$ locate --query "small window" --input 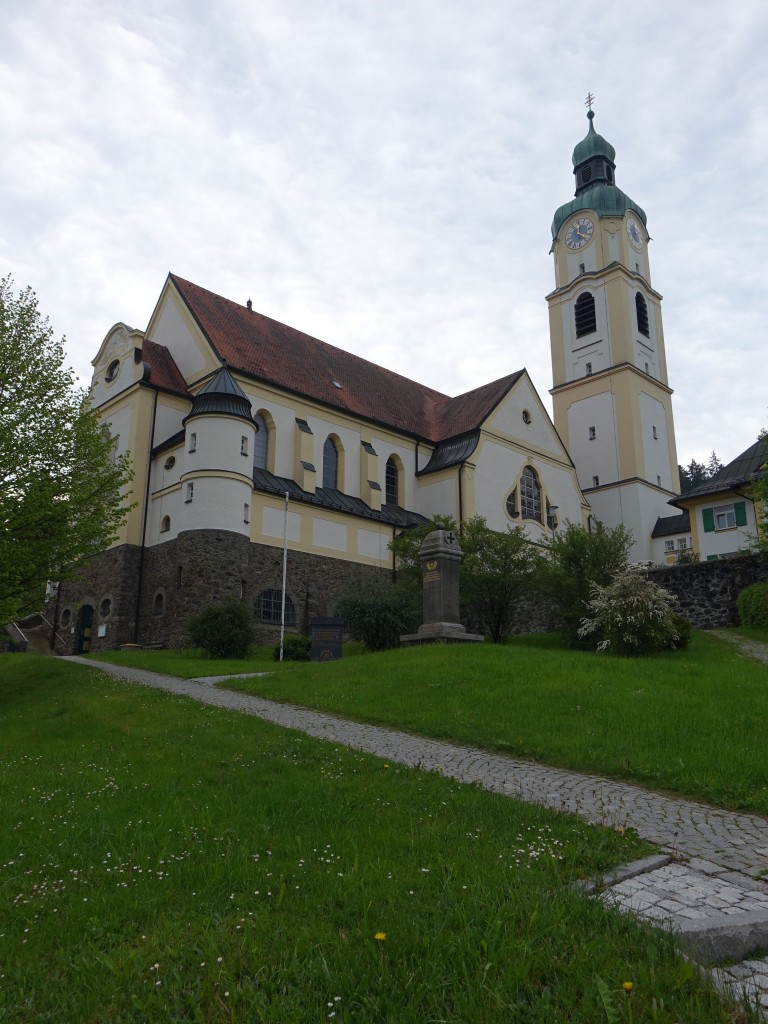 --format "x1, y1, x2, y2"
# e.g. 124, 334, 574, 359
521, 409, 532, 425
664, 540, 675, 552
636, 293, 650, 337
60, 608, 72, 628
244, 503, 250, 523
645, 362, 650, 374
581, 165, 592, 184
574, 292, 596, 338
588, 426, 596, 440
164, 456, 176, 470
258, 589, 297, 626
652, 426, 658, 439
189, 432, 197, 453
579, 263, 585, 275
656, 475, 661, 486
240, 435, 248, 456
592, 475, 600, 487
585, 362, 592, 376
99, 597, 112, 618
152, 593, 164, 616
105, 359, 120, 382
385, 457, 399, 506
185, 482, 194, 503
677, 538, 688, 550
506, 488, 518, 519
160, 515, 171, 533
715, 505, 736, 531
